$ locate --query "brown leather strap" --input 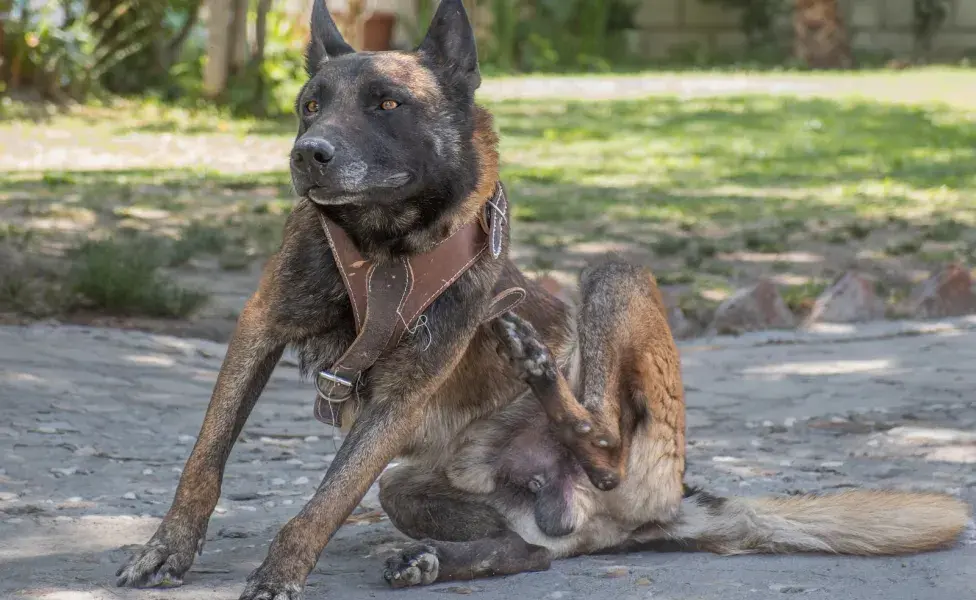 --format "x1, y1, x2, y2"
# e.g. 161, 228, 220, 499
314, 183, 524, 427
